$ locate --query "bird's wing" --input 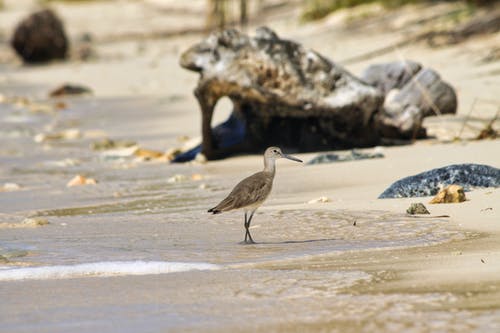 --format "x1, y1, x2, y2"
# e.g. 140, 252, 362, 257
212, 172, 273, 212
